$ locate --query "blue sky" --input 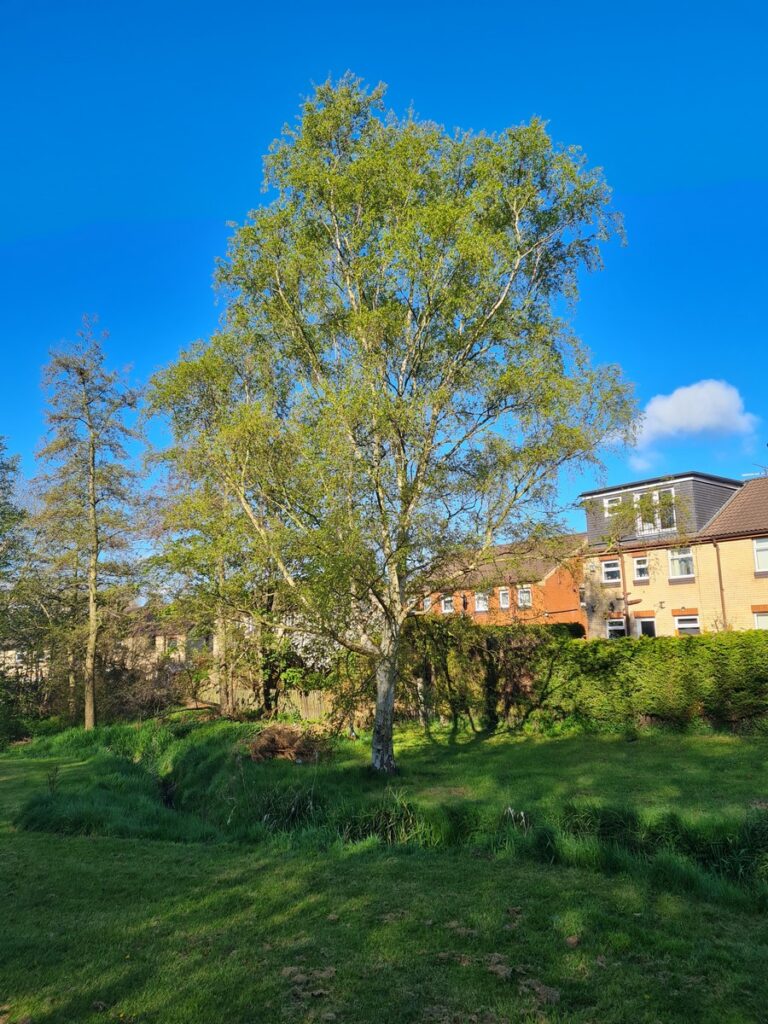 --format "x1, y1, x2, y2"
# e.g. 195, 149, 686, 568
2, 0, 766, 524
